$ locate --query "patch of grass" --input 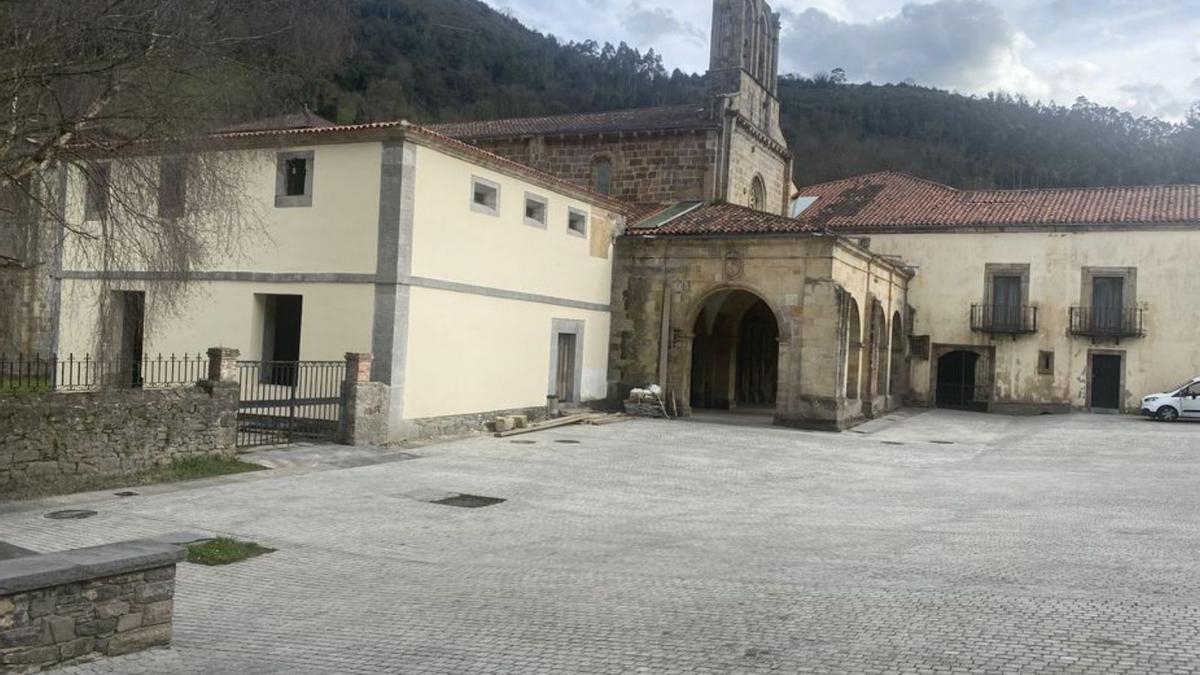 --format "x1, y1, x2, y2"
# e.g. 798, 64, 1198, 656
186, 537, 275, 566
0, 376, 52, 395
3, 455, 267, 502
167, 456, 265, 481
